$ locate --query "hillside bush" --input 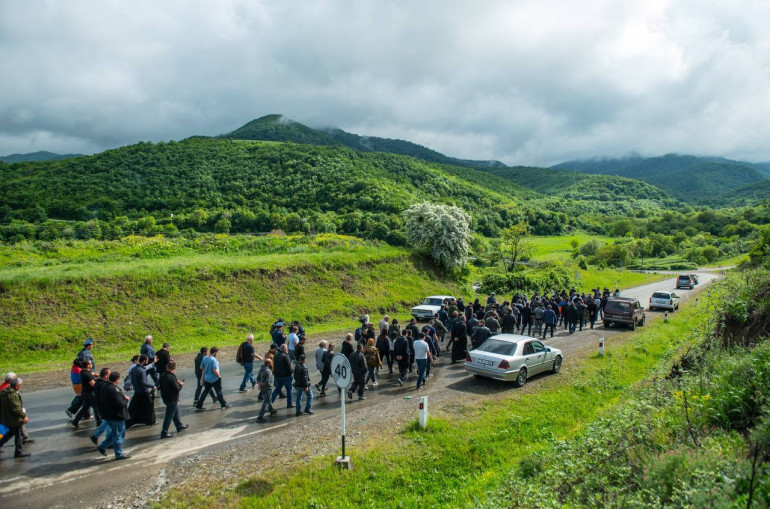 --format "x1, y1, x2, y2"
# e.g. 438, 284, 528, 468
403, 202, 471, 270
